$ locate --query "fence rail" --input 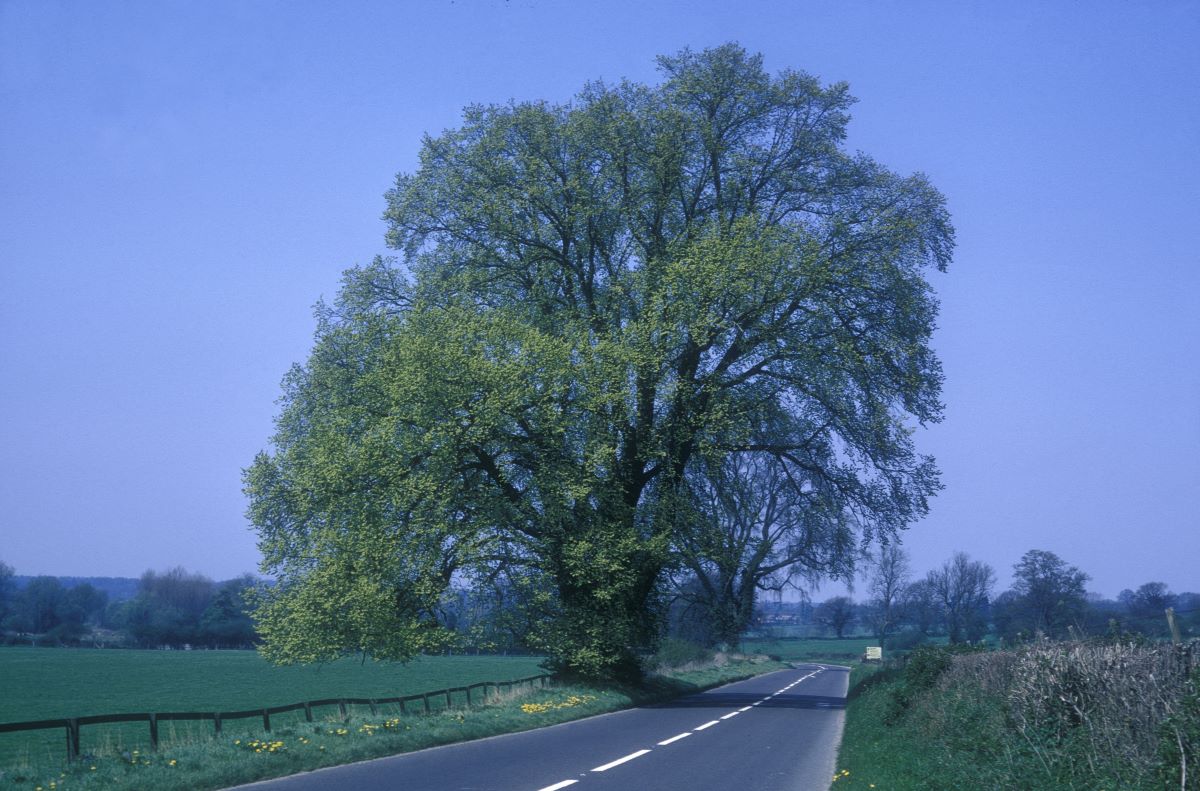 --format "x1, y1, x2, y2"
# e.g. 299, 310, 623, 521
0, 673, 551, 763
